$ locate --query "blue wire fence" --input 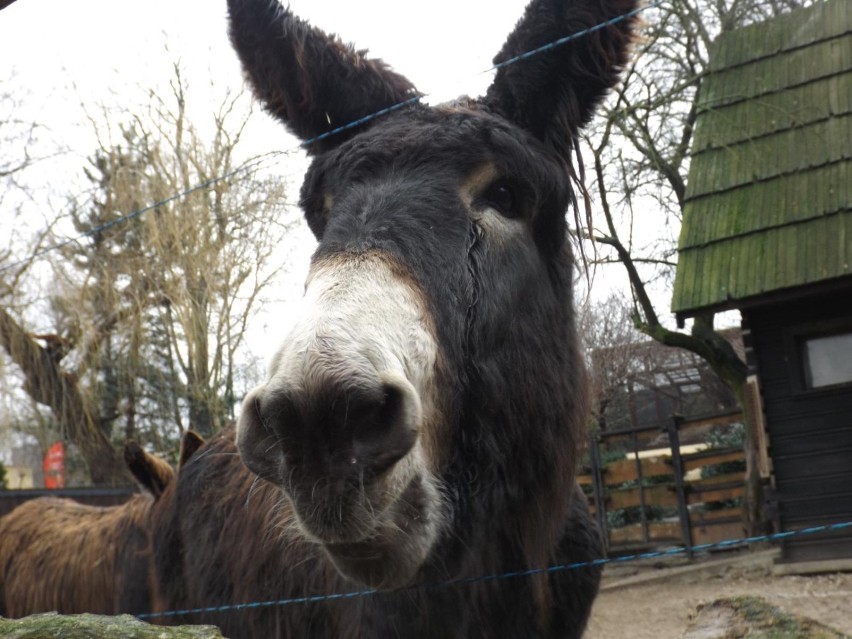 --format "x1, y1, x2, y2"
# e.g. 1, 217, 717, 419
137, 520, 852, 620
